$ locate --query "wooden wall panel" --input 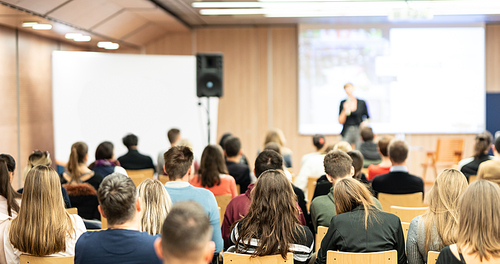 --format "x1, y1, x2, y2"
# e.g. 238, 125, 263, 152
145, 32, 193, 55
486, 25, 500, 93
